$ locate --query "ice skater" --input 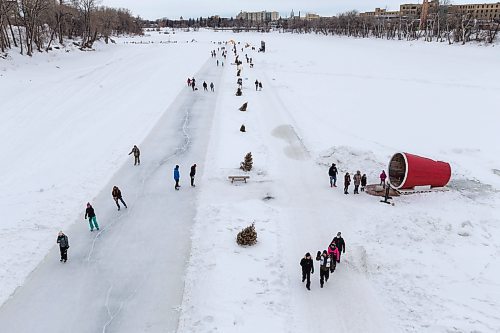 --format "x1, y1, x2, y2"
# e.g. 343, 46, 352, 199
57, 231, 69, 262
85, 202, 99, 231
190, 164, 197, 187
112, 186, 127, 211
174, 165, 180, 190
128, 145, 140, 165
300, 253, 314, 290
